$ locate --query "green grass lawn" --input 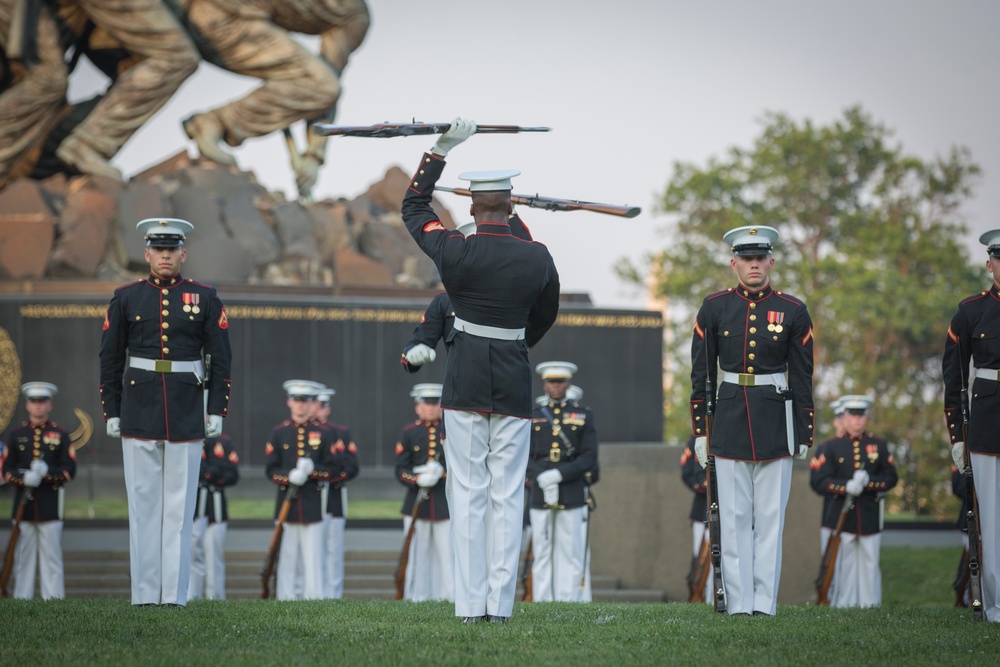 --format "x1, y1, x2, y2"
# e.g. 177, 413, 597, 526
63, 497, 404, 520
0, 546, 989, 666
